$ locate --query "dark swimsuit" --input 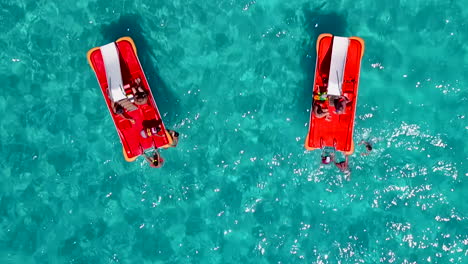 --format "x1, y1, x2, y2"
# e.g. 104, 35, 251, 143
317, 106, 324, 115
135, 91, 147, 99
115, 104, 124, 114
315, 103, 326, 115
